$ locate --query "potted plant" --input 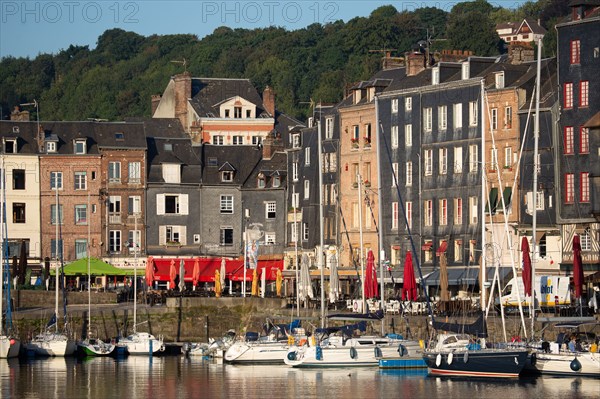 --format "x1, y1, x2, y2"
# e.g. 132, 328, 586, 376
363, 137, 371, 146
350, 138, 359, 148
364, 180, 371, 187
